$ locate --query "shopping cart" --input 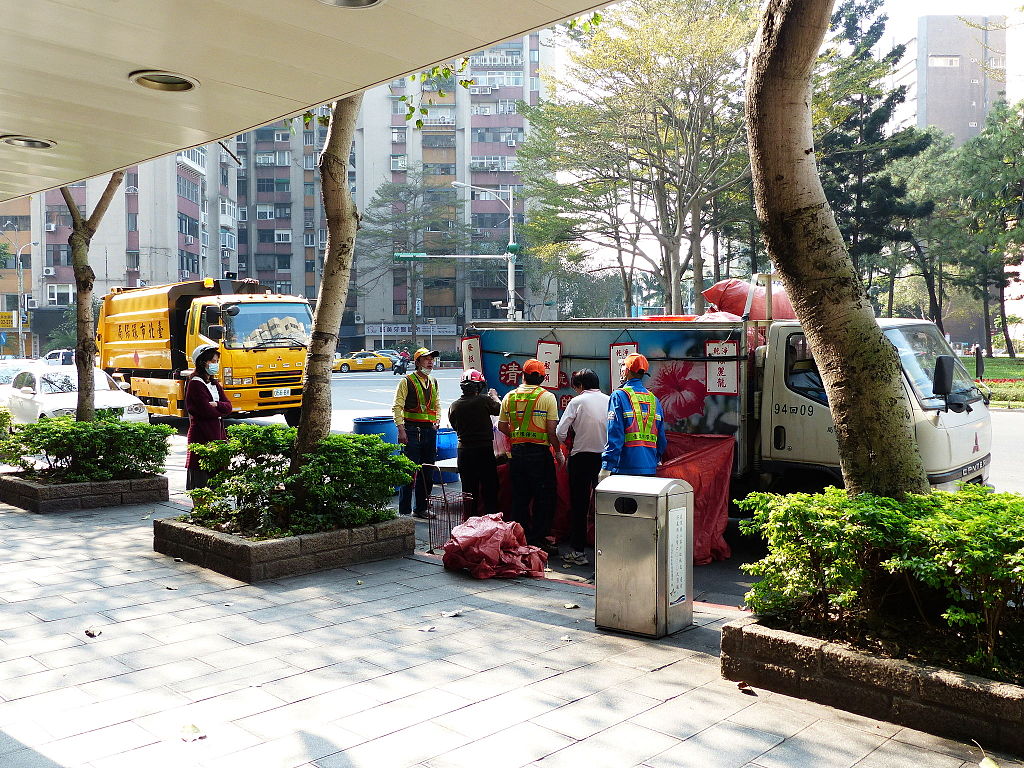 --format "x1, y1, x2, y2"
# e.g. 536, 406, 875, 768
423, 465, 474, 553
